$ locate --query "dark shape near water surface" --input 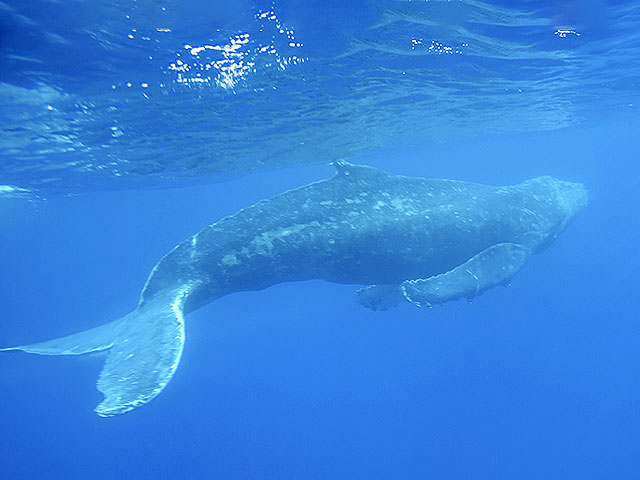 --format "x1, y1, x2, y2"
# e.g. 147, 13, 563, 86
1, 162, 587, 416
